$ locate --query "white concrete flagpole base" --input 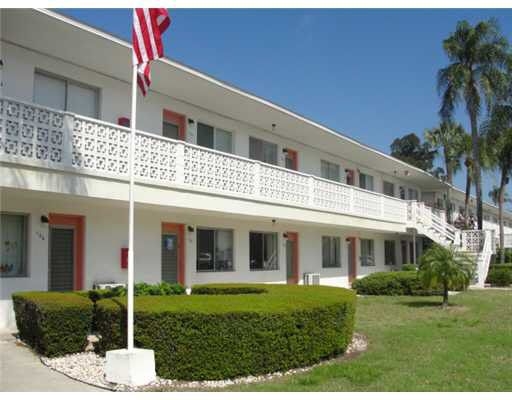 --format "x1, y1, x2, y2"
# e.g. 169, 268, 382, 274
105, 348, 156, 386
